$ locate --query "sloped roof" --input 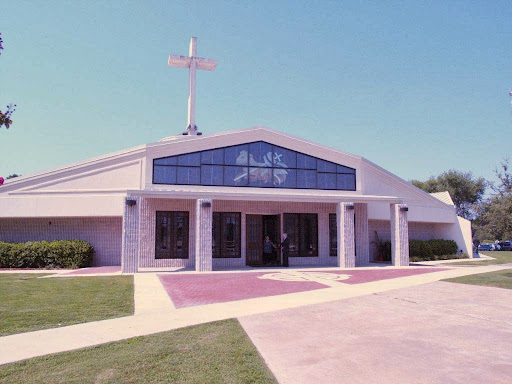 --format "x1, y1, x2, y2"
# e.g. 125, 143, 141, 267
430, 191, 455, 206
0, 126, 455, 210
